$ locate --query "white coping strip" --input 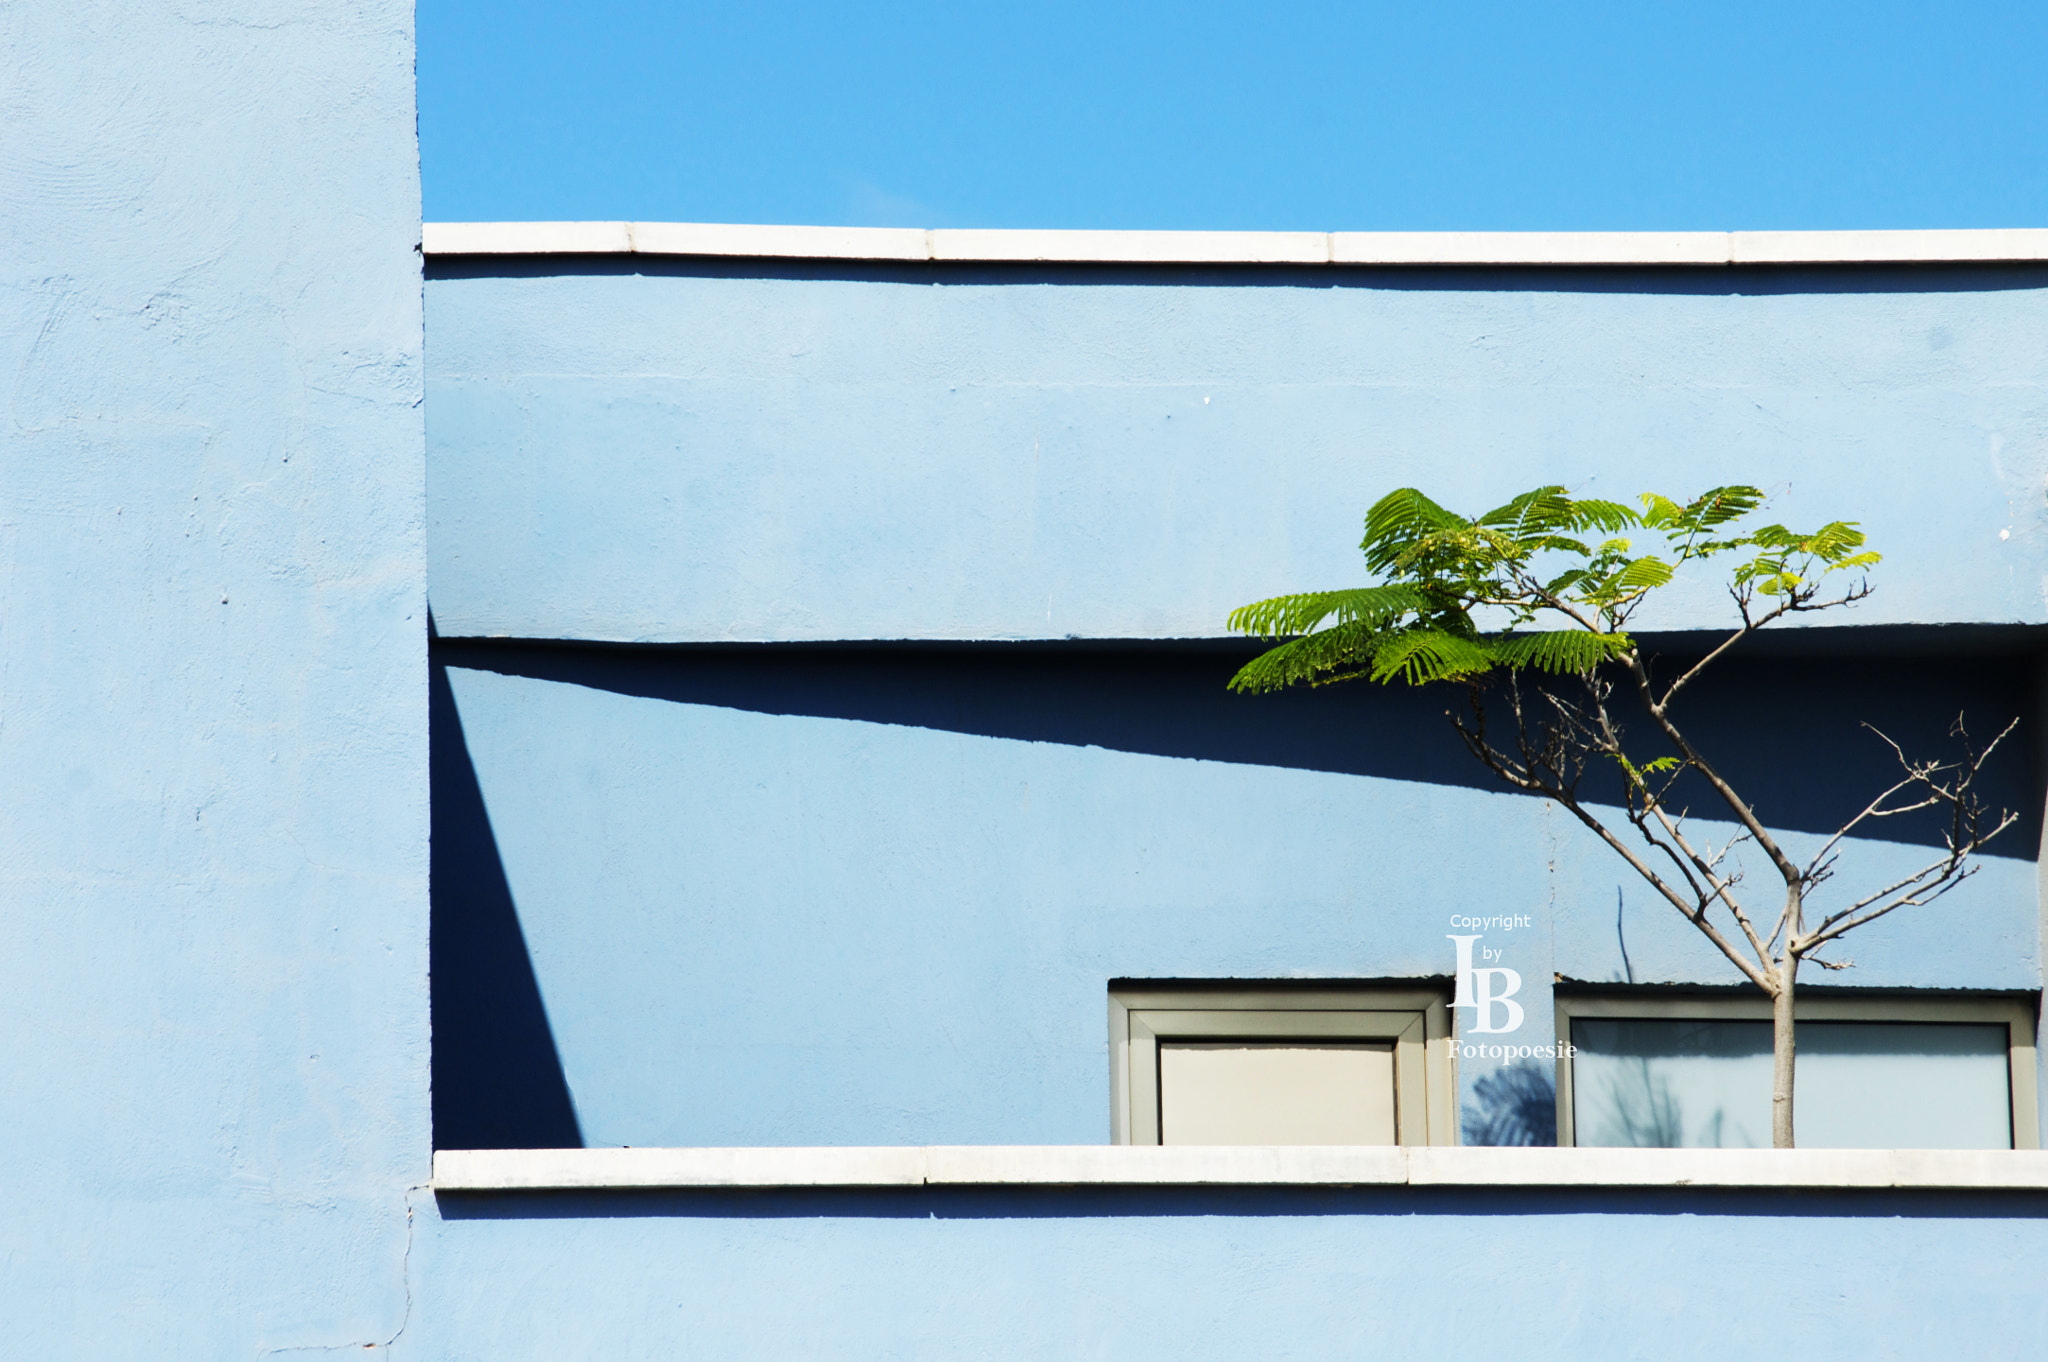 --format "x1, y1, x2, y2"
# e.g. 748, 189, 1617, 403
422, 222, 2048, 266
433, 1145, 2048, 1192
